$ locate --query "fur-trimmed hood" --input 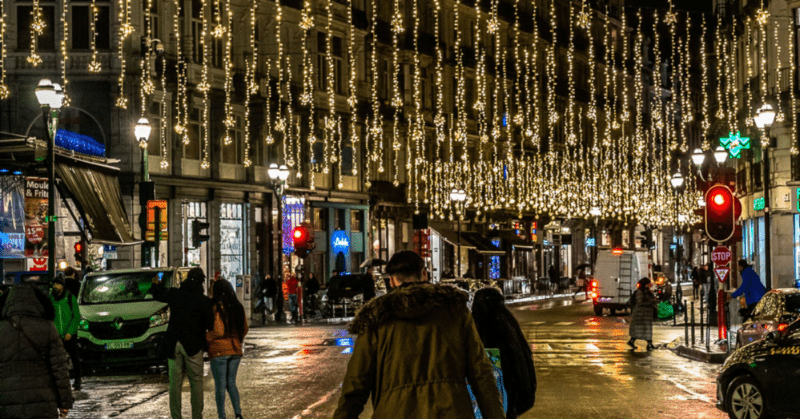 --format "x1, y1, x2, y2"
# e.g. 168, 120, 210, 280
348, 283, 468, 334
